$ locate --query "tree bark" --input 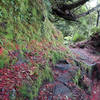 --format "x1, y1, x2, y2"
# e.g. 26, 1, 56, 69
96, 11, 100, 27
52, 1, 100, 21
58, 0, 89, 10
76, 4, 100, 18
52, 8, 76, 21
52, 0, 89, 21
